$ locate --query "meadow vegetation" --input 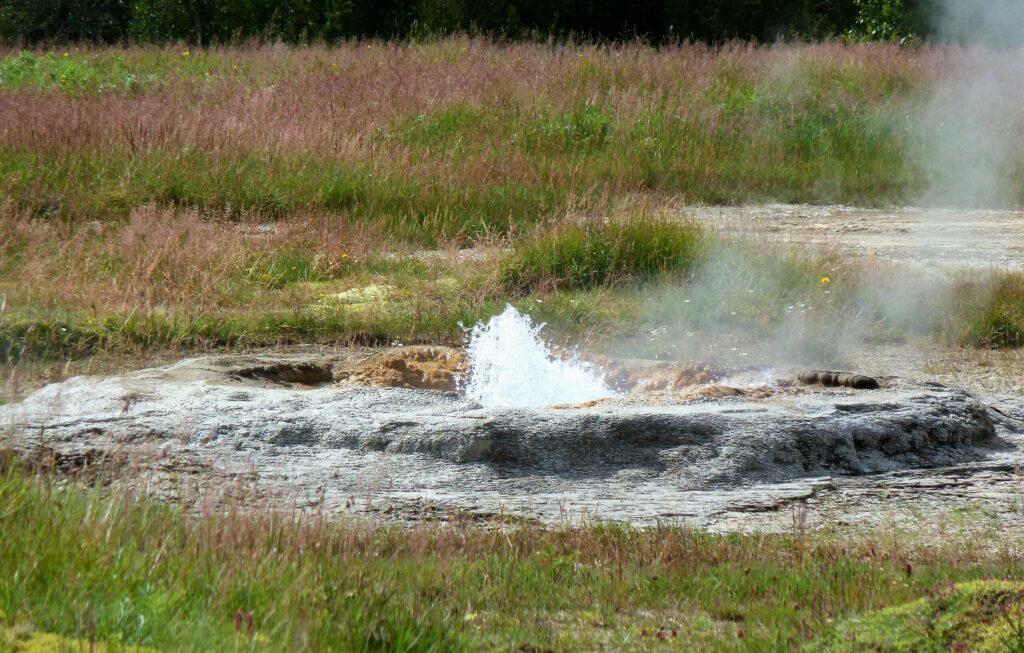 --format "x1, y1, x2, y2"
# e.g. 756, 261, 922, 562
499, 212, 705, 293
1, 40, 1022, 377
0, 41, 939, 233
0, 463, 1021, 652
